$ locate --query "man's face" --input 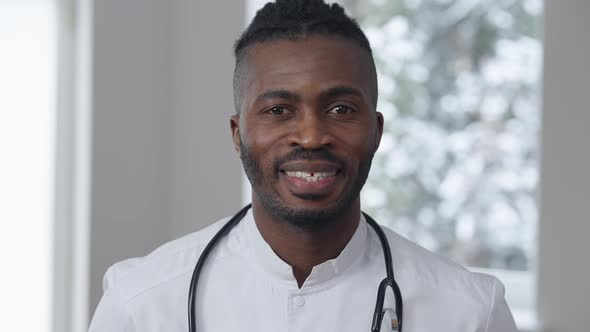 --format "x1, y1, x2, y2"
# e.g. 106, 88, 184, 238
231, 35, 383, 229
